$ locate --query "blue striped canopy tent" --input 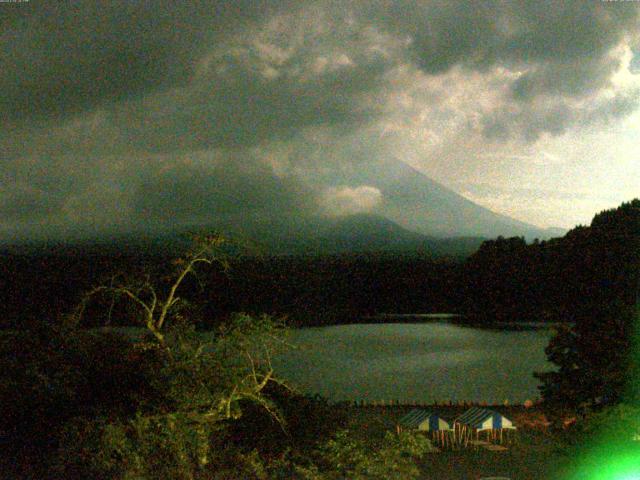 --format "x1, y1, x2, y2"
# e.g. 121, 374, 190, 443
398, 409, 452, 431
454, 407, 516, 446
455, 407, 515, 431
398, 409, 454, 448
